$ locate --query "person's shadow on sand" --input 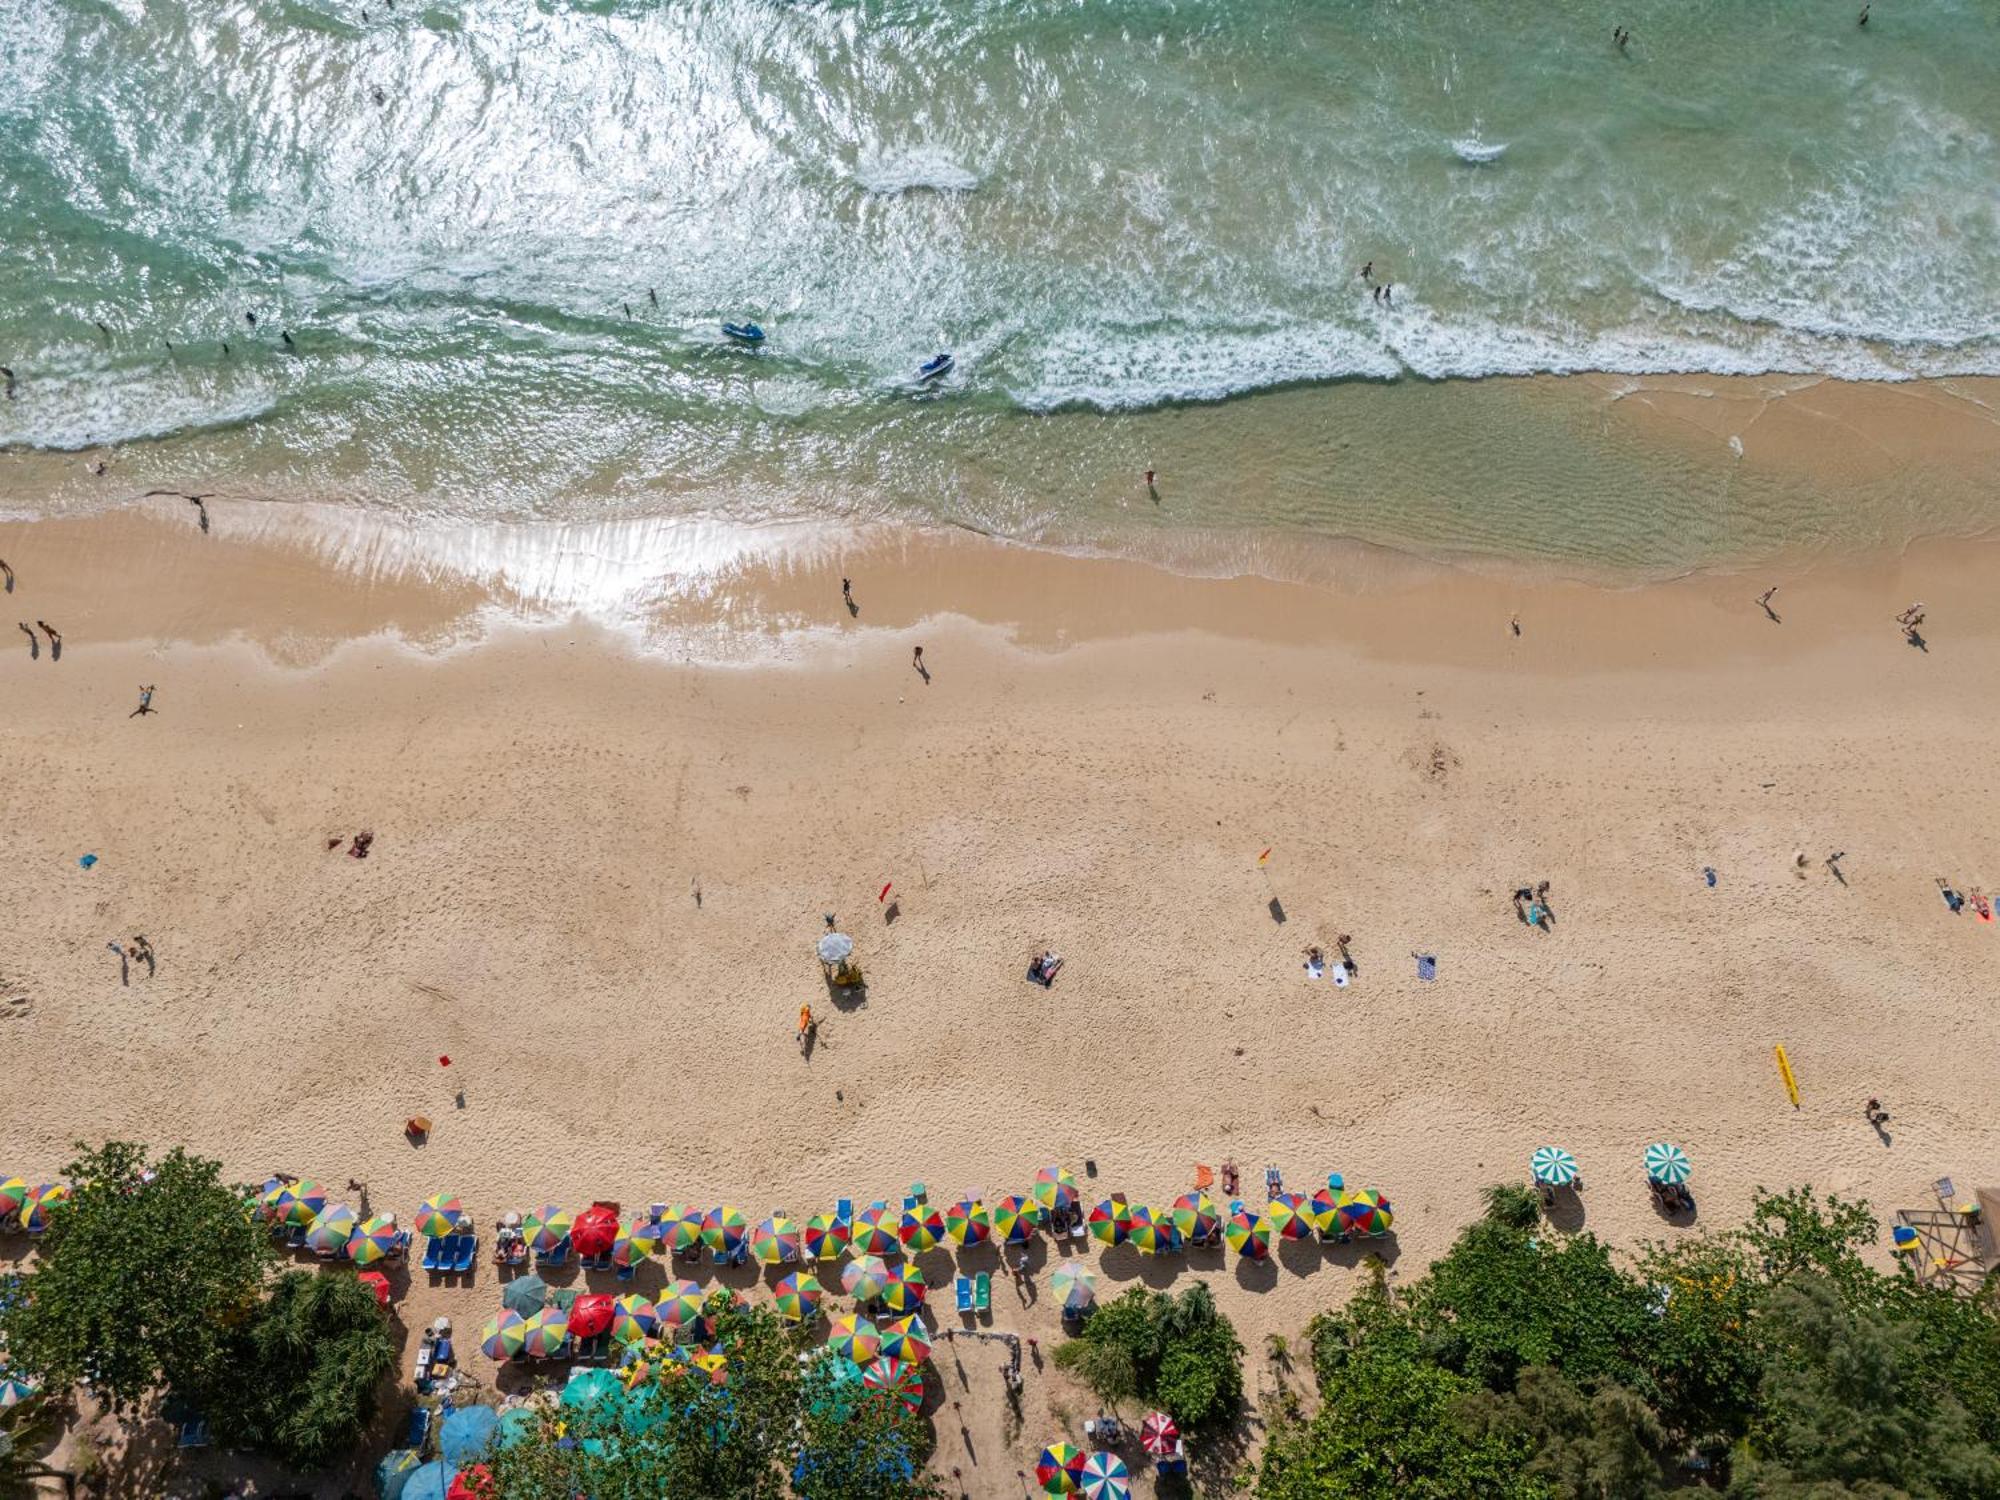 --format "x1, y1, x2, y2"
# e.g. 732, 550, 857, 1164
1267, 897, 1286, 925
1907, 629, 1928, 653
18, 624, 36, 660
